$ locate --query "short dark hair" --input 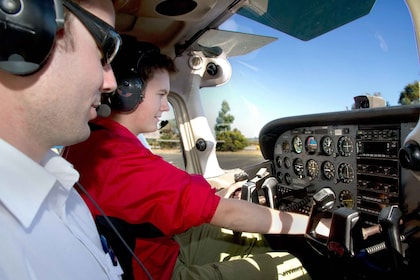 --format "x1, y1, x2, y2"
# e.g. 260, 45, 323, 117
138, 49, 177, 86
112, 34, 177, 86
